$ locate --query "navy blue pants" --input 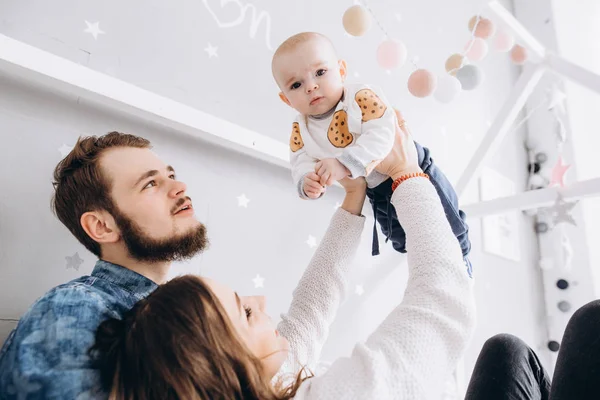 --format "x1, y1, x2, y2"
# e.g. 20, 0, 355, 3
367, 141, 472, 276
